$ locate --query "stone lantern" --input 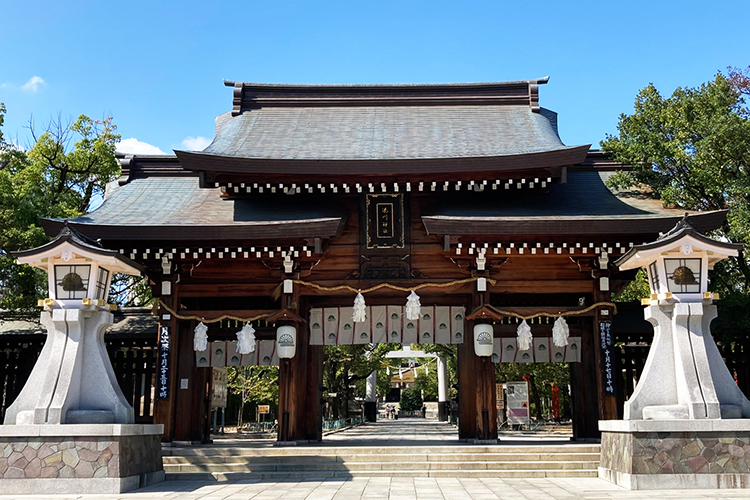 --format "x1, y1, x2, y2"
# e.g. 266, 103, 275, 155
615, 215, 750, 420
4, 223, 145, 425
599, 216, 750, 490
